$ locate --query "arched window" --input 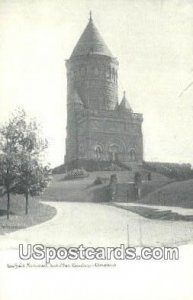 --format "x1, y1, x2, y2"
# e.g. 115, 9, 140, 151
95, 145, 103, 160
106, 67, 111, 79
112, 69, 115, 81
115, 71, 118, 83
130, 149, 136, 161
